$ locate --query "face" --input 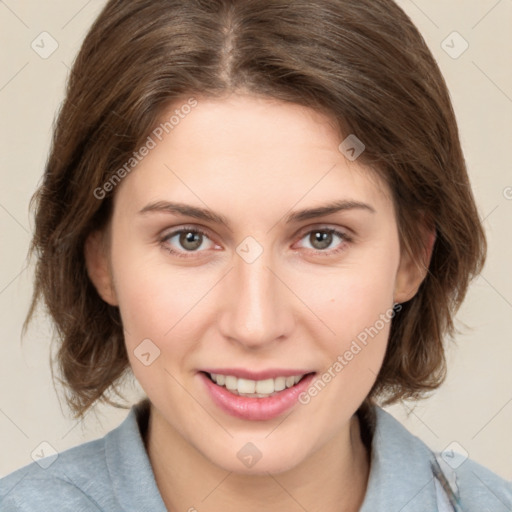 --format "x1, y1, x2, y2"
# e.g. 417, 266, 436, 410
86, 93, 424, 474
